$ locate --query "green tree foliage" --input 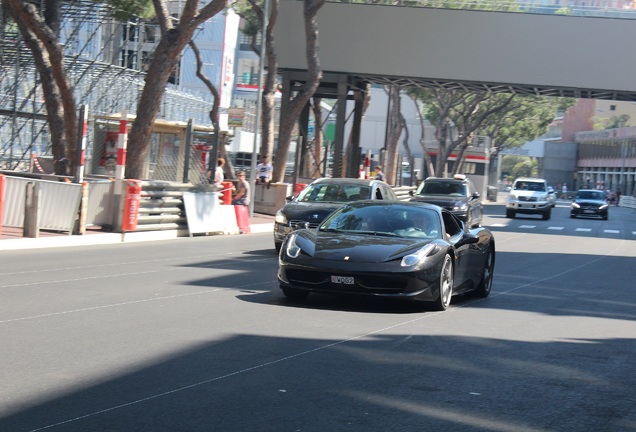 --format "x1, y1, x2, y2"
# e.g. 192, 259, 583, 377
501, 155, 537, 179
105, 0, 155, 20
592, 114, 630, 130
478, 95, 574, 153
412, 86, 574, 177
